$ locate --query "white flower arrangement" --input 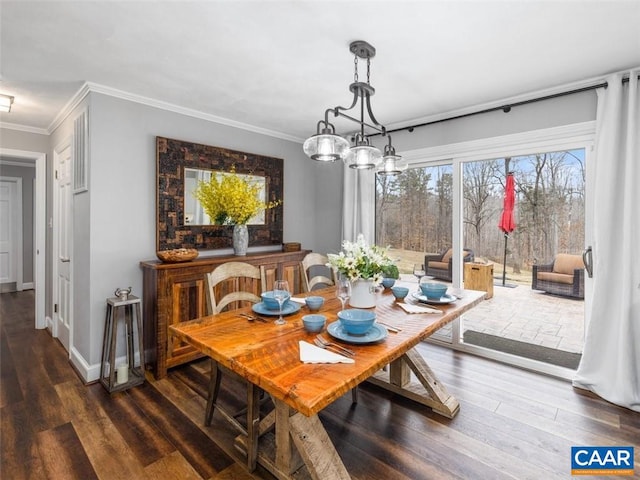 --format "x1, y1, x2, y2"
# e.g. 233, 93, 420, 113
327, 234, 396, 283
